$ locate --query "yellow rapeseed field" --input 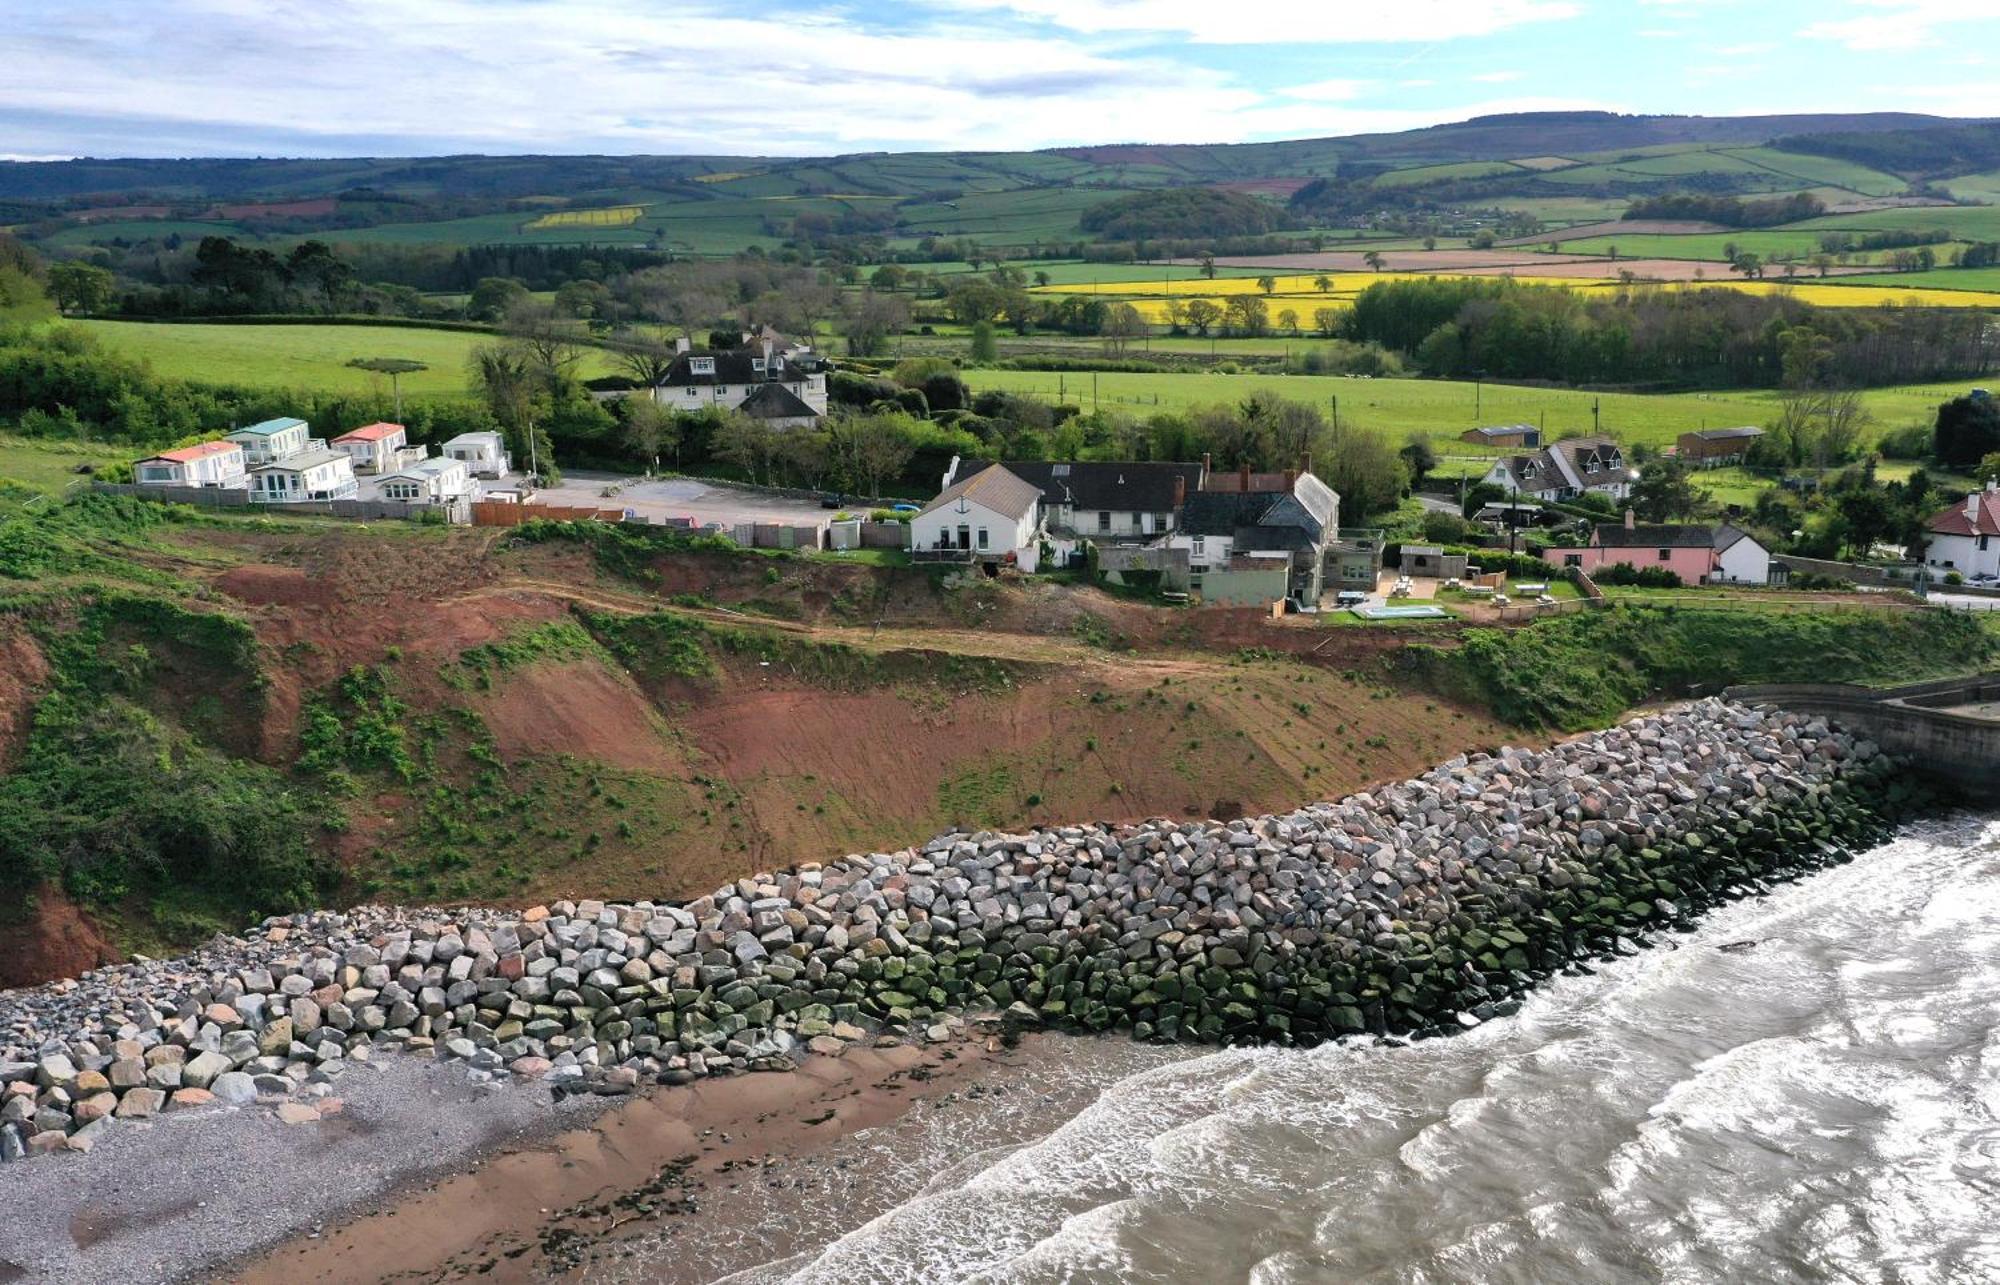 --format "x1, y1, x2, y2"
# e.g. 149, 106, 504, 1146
1033, 272, 2000, 322
525, 205, 645, 230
